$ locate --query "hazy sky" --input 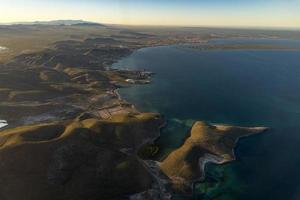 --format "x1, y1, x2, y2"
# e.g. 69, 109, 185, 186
1, 0, 300, 28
